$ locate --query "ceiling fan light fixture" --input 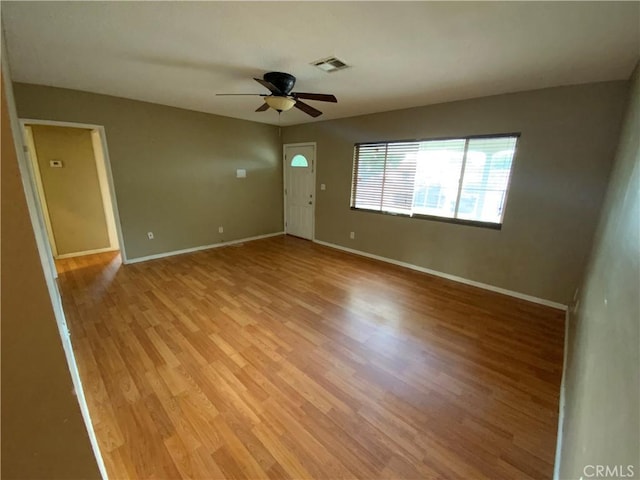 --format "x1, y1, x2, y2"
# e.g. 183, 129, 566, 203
265, 96, 296, 112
